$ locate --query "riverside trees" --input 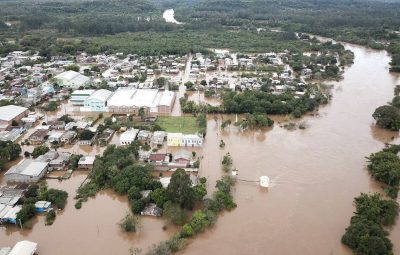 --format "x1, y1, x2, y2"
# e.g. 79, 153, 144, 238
342, 144, 400, 255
